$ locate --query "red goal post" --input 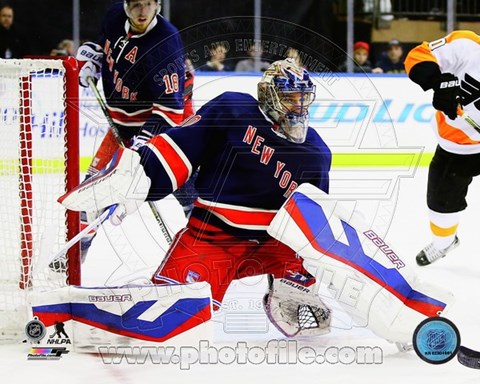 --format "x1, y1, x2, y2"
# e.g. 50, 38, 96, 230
0, 57, 80, 341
